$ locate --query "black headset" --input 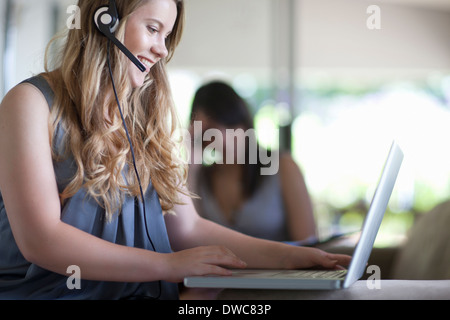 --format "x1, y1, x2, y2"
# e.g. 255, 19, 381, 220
93, 0, 162, 300
94, 0, 146, 72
